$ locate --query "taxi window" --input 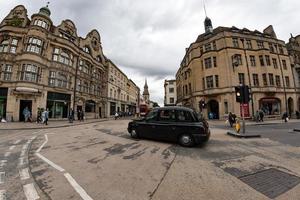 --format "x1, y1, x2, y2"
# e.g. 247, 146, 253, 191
158, 109, 176, 122
145, 110, 158, 121
176, 110, 194, 122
